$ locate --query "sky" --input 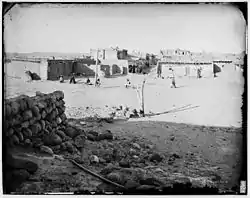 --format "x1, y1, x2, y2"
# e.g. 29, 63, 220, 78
4, 3, 246, 54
